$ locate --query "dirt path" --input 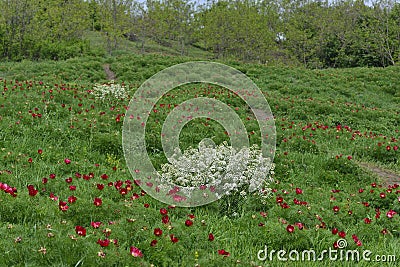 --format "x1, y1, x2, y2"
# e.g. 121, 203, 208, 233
358, 162, 400, 186
103, 64, 116, 80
